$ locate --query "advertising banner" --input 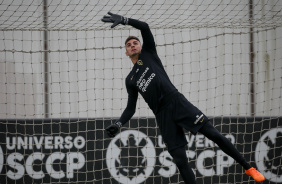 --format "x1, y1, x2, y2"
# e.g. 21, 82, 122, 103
0, 117, 281, 184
